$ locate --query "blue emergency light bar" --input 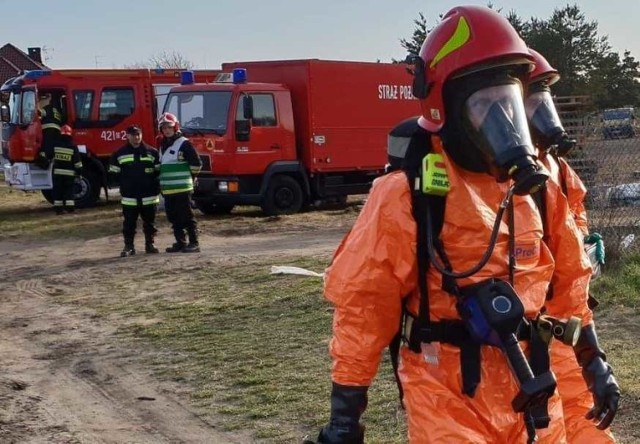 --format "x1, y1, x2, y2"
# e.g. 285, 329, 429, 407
232, 68, 247, 84
23, 70, 52, 80
180, 71, 195, 85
